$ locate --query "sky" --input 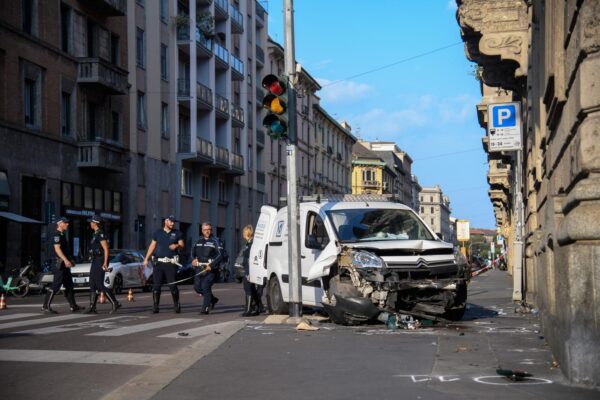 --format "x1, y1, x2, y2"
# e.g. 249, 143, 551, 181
264, 0, 495, 229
